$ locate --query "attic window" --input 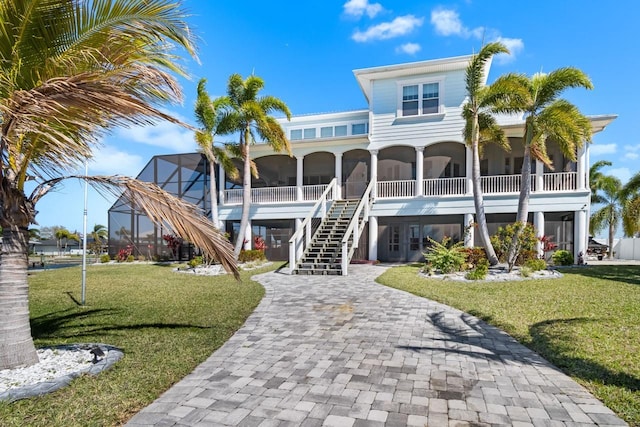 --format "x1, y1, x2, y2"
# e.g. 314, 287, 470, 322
397, 77, 444, 118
